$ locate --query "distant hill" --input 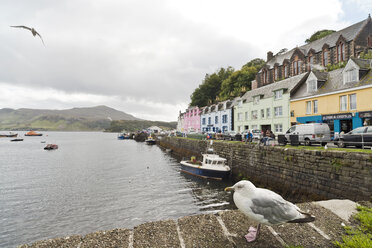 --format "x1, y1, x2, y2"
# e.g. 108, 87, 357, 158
0, 105, 141, 131
106, 120, 177, 133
